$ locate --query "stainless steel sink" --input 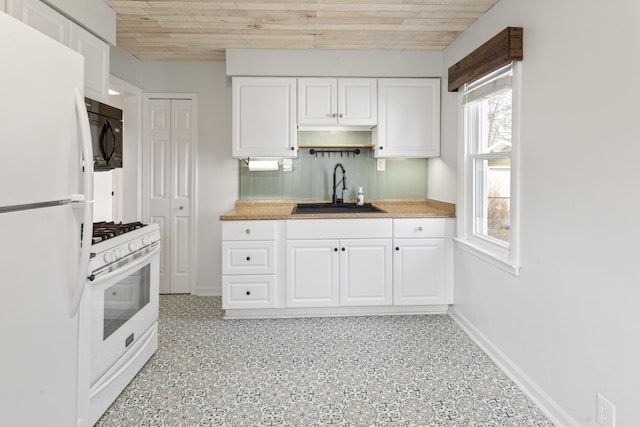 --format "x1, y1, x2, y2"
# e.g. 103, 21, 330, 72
292, 202, 387, 214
